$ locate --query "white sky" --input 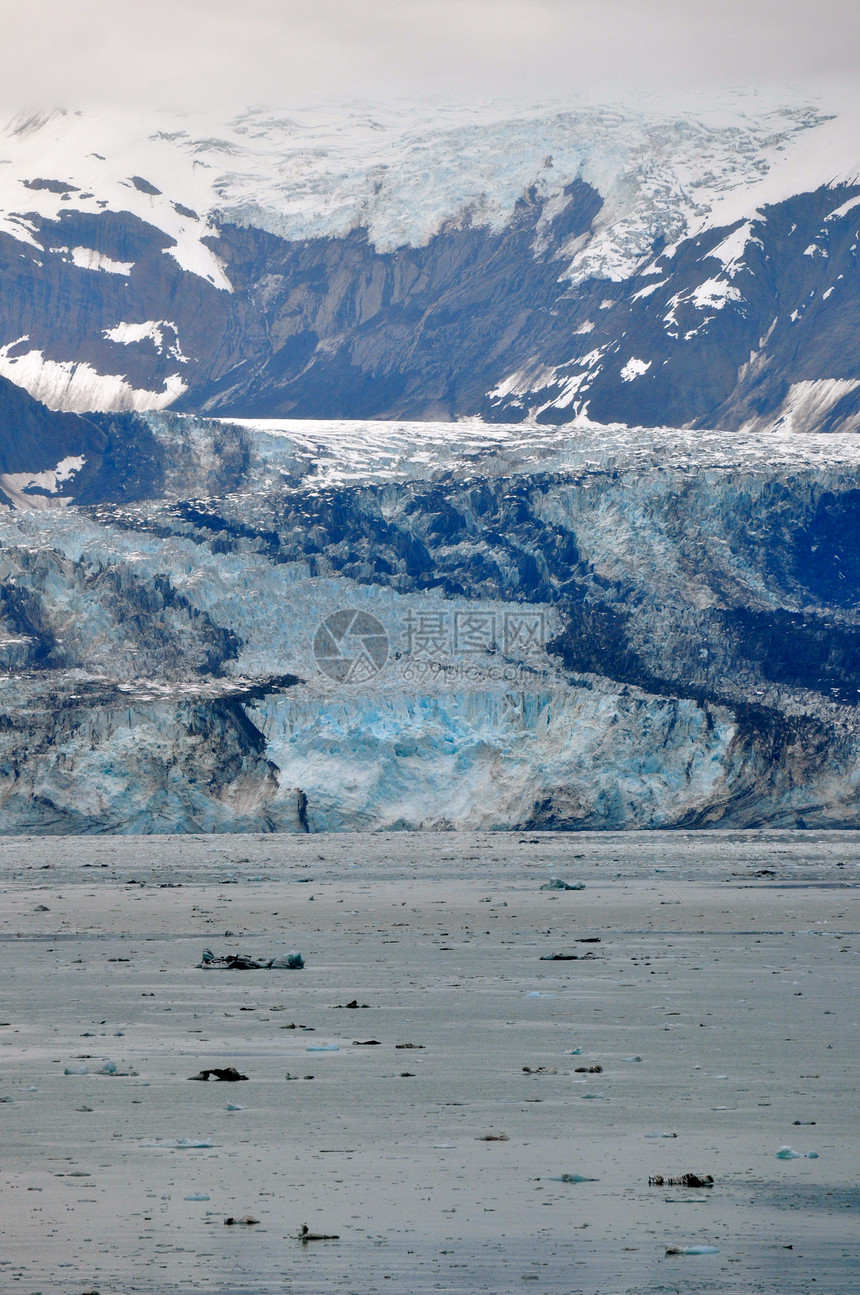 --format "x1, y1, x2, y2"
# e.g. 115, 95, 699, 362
1, 0, 858, 114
